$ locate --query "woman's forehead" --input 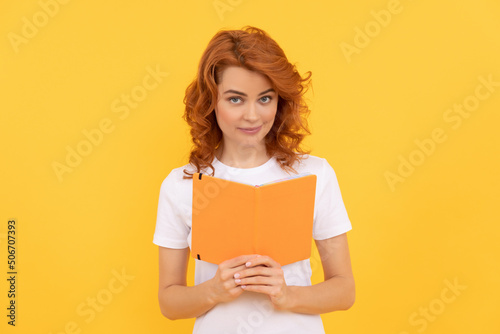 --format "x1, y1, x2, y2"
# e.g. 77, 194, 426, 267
217, 66, 273, 91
